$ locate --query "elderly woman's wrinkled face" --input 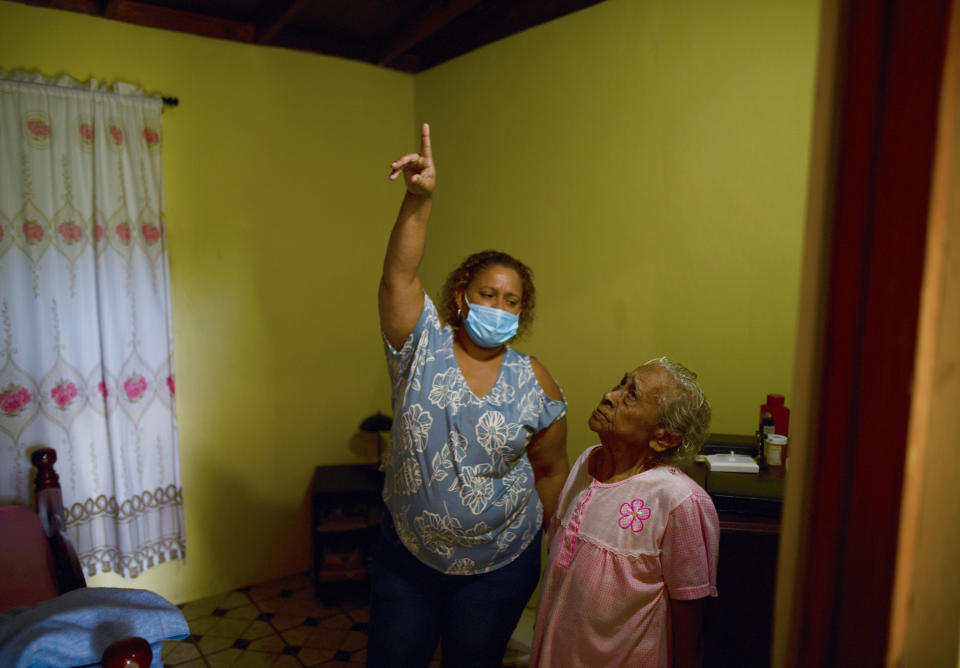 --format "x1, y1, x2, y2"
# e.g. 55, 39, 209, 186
589, 366, 671, 449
